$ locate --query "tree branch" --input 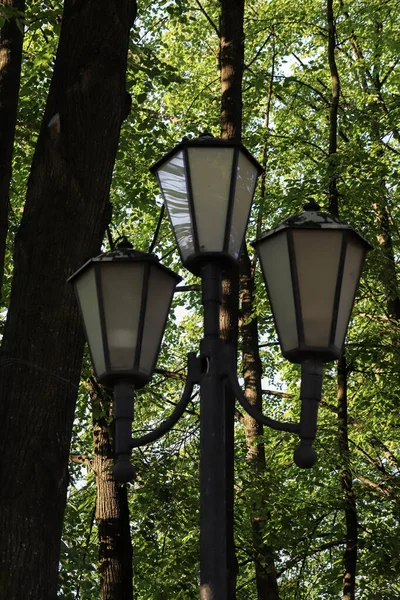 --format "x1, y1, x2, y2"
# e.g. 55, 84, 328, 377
194, 0, 219, 36
69, 453, 92, 467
